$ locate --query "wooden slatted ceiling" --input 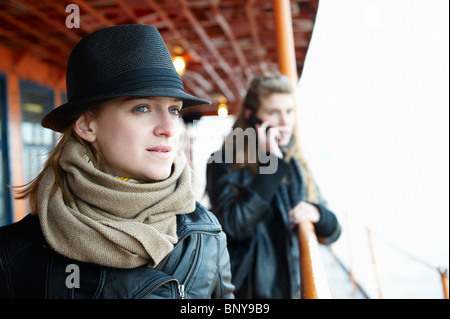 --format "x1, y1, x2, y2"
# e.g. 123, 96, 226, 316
0, 0, 319, 116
